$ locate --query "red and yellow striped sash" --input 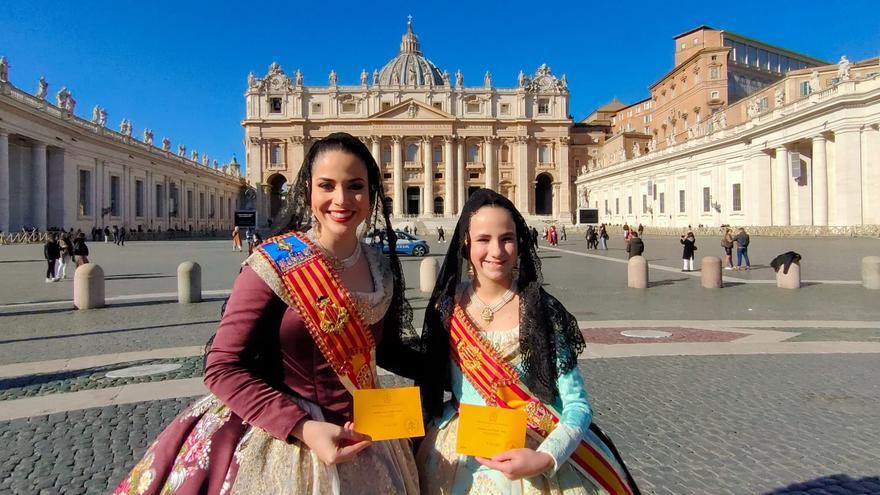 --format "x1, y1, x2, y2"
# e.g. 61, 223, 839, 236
449, 305, 635, 495
249, 232, 377, 393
